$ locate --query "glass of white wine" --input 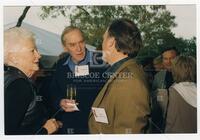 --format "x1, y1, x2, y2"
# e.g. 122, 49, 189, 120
66, 84, 79, 111
66, 84, 77, 101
